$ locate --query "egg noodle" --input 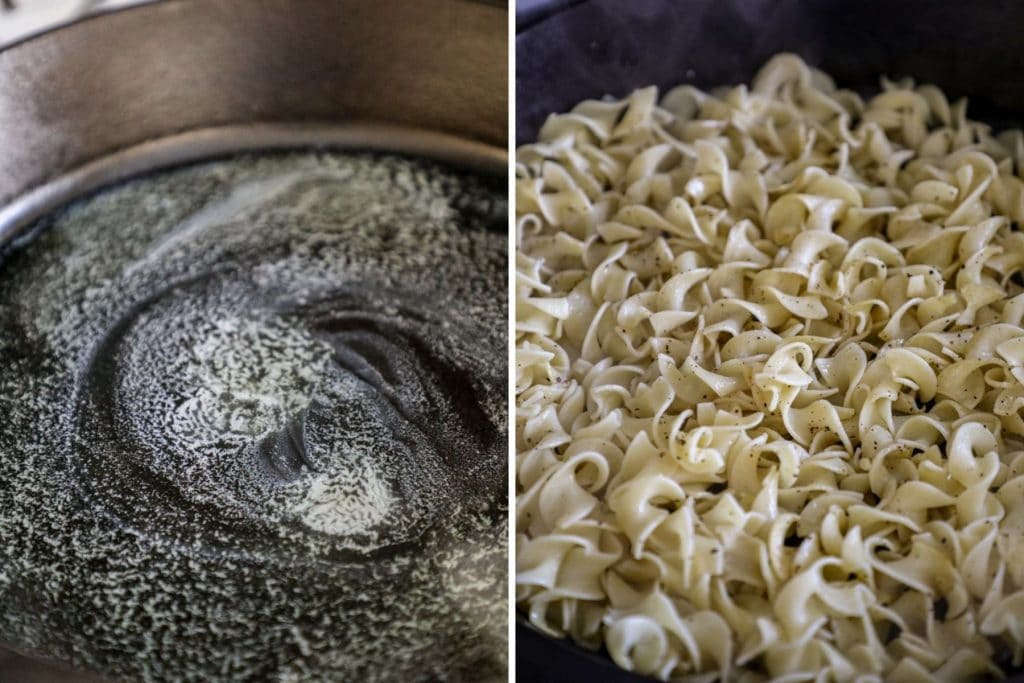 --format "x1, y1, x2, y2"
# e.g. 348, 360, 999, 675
515, 54, 1024, 682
